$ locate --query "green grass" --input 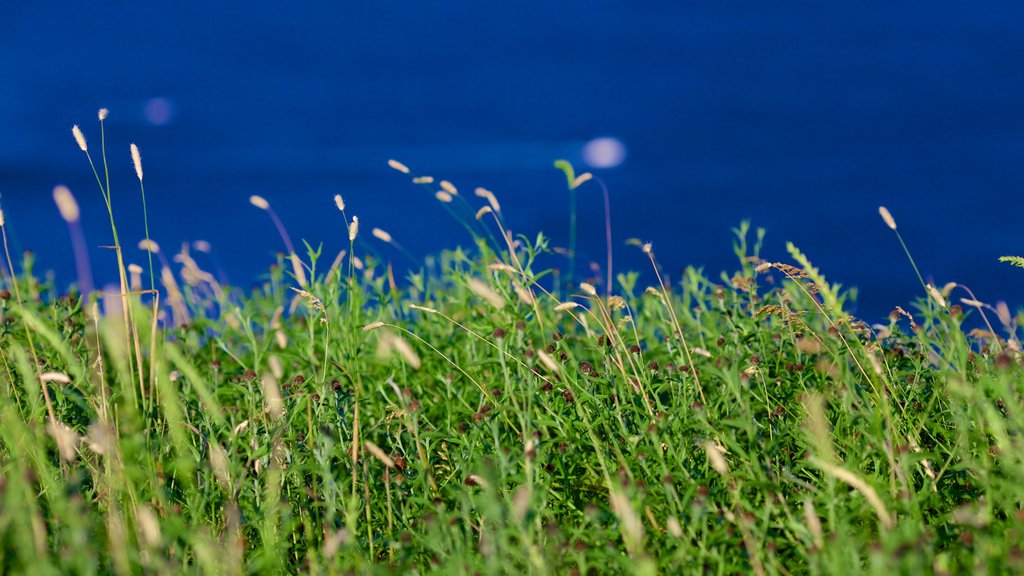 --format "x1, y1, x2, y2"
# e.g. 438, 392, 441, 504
1, 116, 1023, 575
